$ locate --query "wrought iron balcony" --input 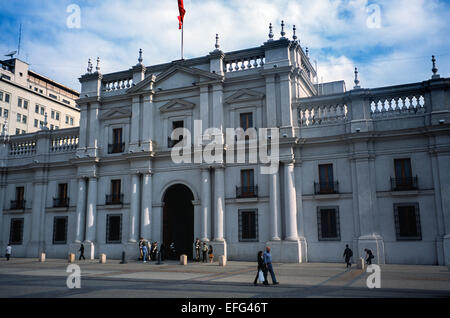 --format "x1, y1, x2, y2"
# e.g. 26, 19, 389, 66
314, 181, 339, 195
10, 200, 26, 210
105, 194, 123, 205
108, 142, 125, 154
390, 176, 418, 191
168, 136, 183, 148
236, 186, 258, 198
53, 197, 70, 208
